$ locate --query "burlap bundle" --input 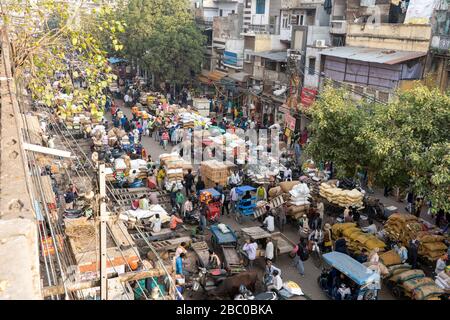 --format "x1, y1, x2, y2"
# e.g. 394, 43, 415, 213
280, 181, 300, 193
